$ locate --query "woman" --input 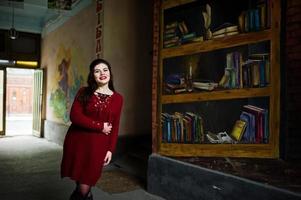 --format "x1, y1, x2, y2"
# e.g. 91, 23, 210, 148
61, 58, 123, 200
